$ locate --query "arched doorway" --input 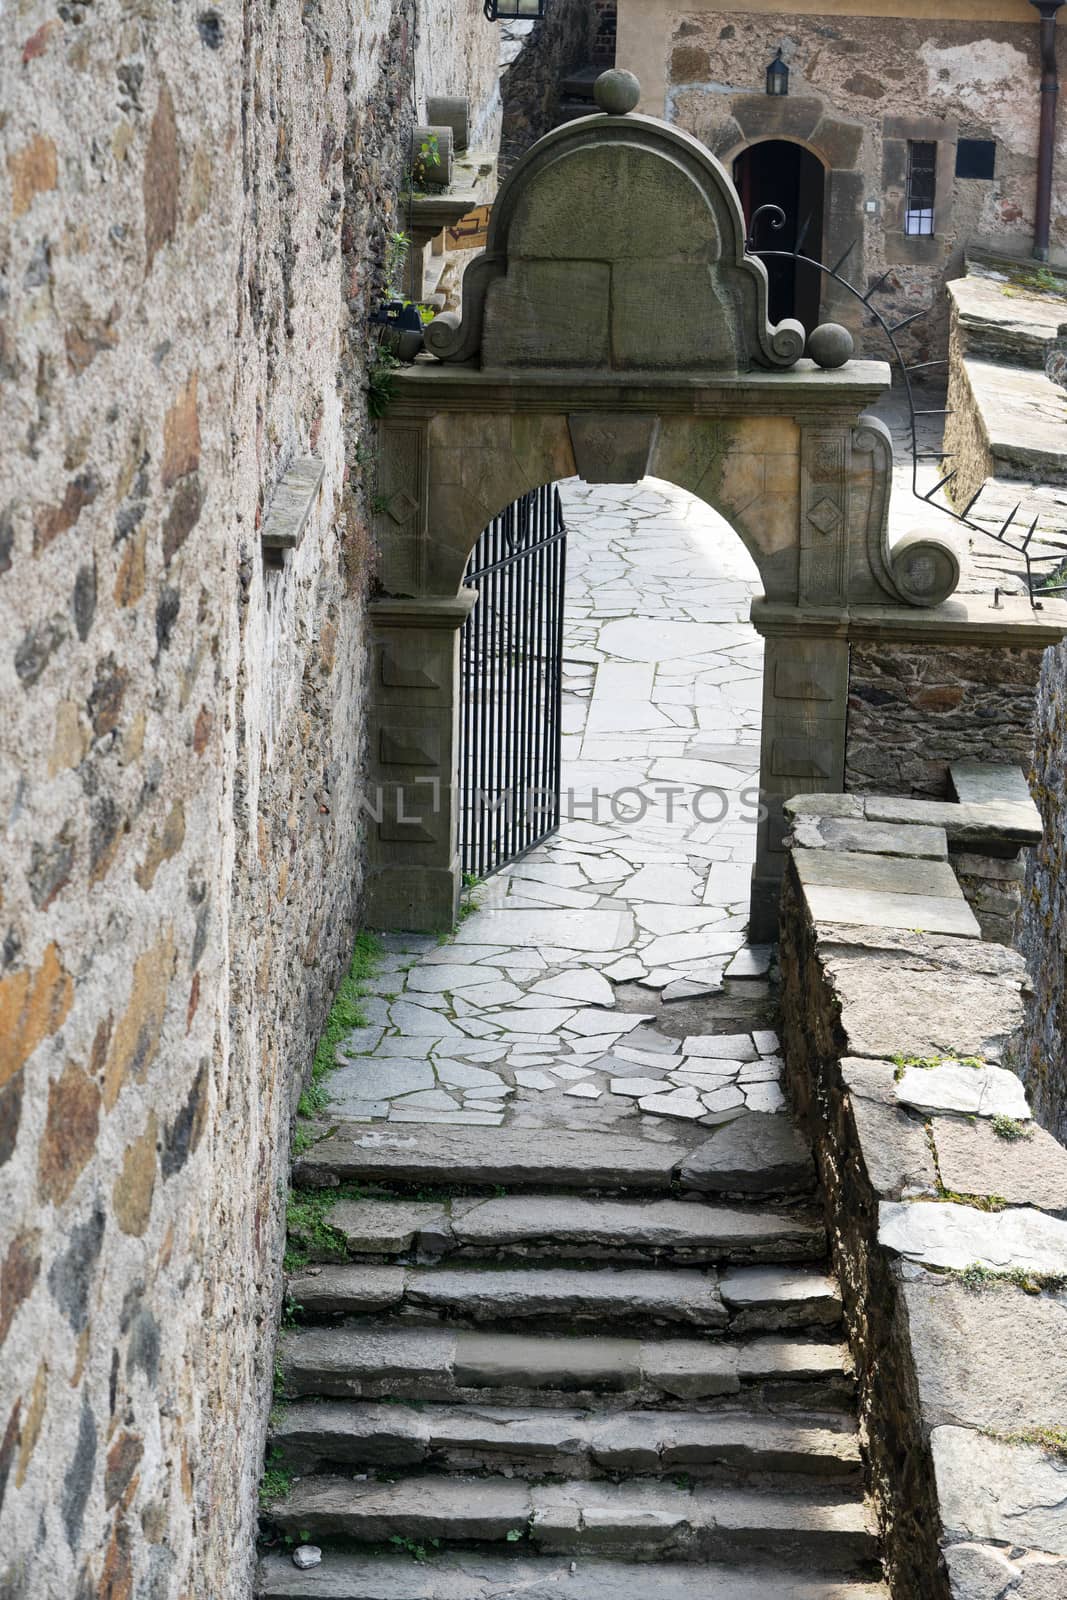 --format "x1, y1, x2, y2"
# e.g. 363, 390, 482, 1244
733, 141, 825, 333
